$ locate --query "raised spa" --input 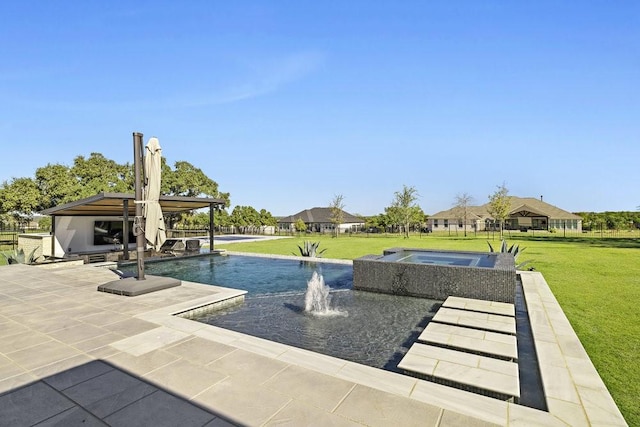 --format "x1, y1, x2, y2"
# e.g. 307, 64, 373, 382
353, 248, 516, 303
